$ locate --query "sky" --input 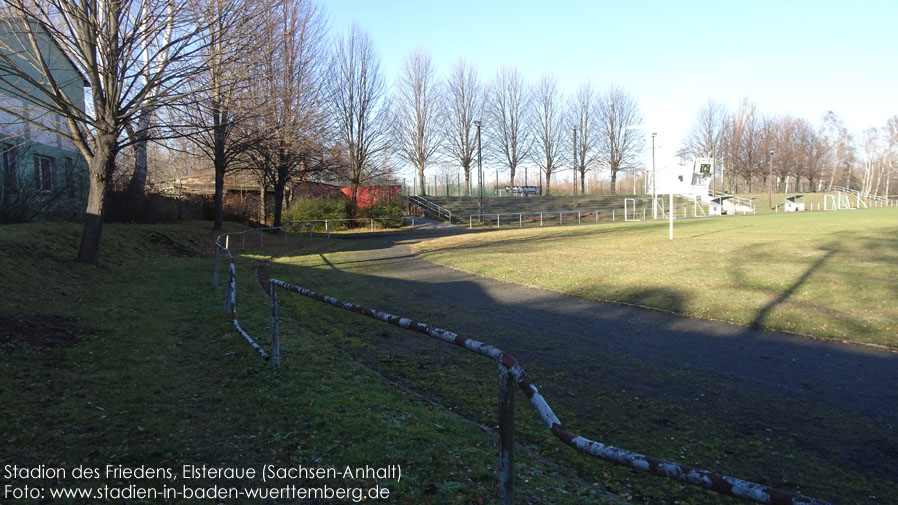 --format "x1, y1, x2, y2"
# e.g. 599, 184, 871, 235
324, 0, 897, 179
